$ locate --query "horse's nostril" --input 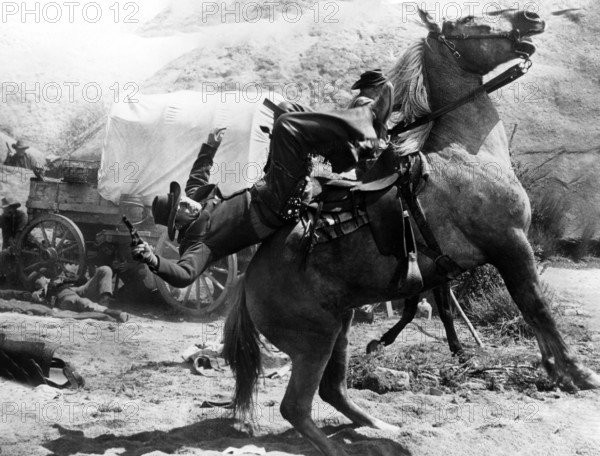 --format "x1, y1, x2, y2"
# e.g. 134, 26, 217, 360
525, 11, 541, 22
